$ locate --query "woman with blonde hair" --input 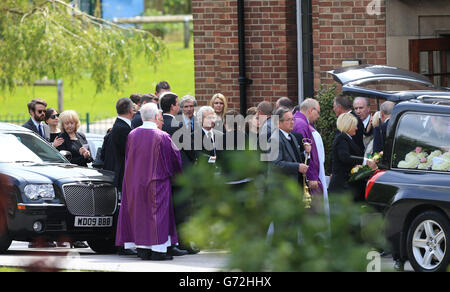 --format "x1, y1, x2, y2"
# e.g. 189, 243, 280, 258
56, 110, 92, 167
210, 93, 228, 132
328, 113, 377, 198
